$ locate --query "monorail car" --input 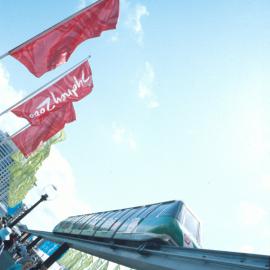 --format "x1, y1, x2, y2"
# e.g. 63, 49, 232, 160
53, 200, 201, 248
